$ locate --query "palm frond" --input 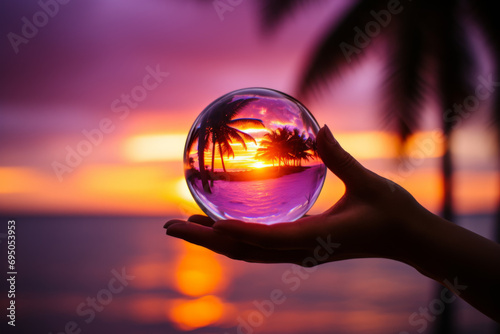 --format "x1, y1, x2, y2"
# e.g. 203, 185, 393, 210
381, 8, 427, 143
468, 1, 500, 55
228, 118, 265, 128
468, 1, 500, 127
430, 2, 475, 134
259, 0, 316, 32
221, 97, 259, 120
228, 128, 258, 148
297, 0, 388, 100
219, 139, 235, 159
